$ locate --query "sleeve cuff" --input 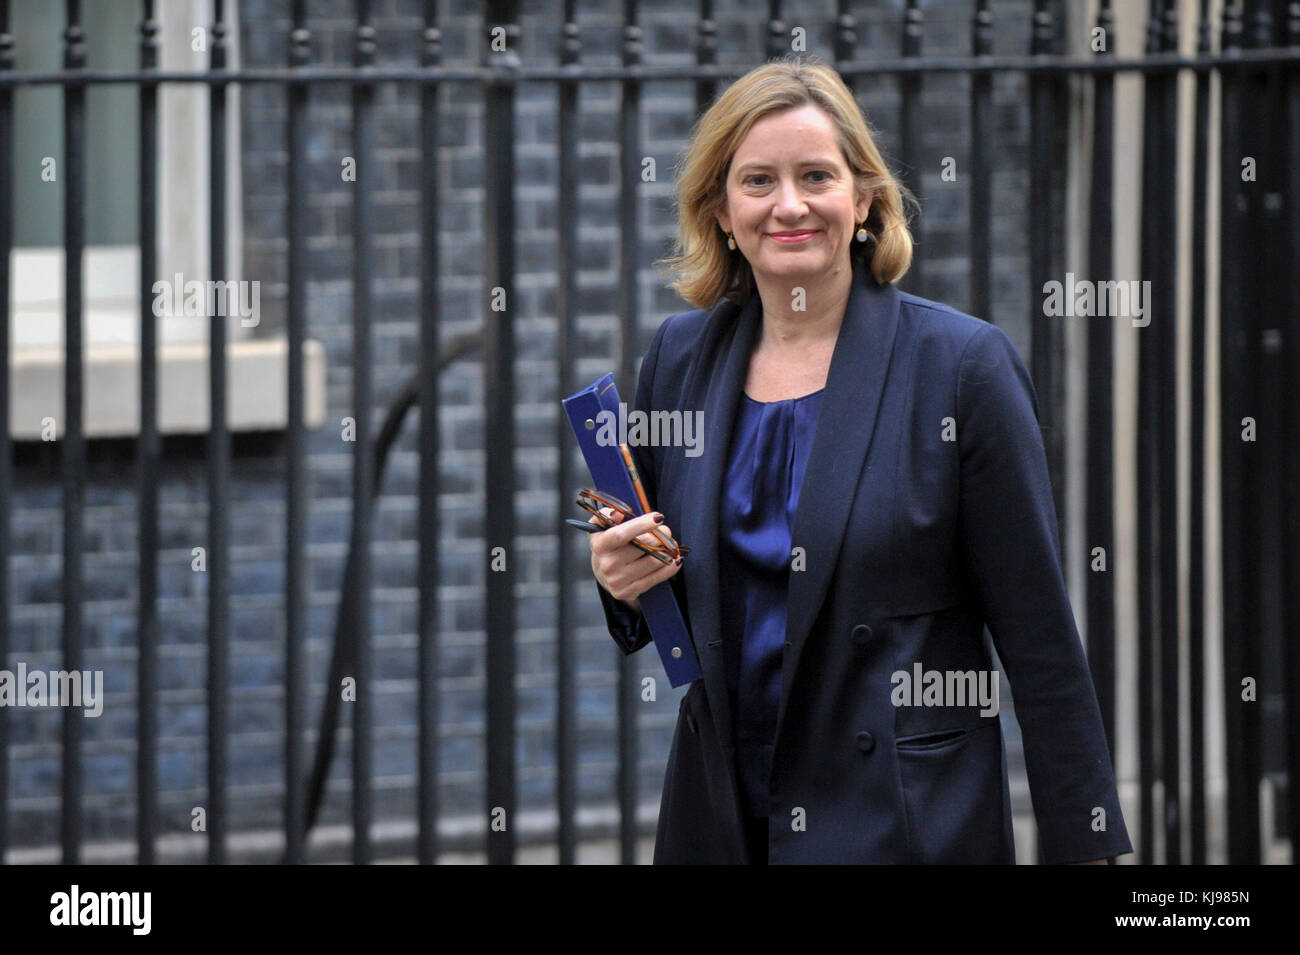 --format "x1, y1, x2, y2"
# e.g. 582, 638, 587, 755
596, 581, 653, 654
